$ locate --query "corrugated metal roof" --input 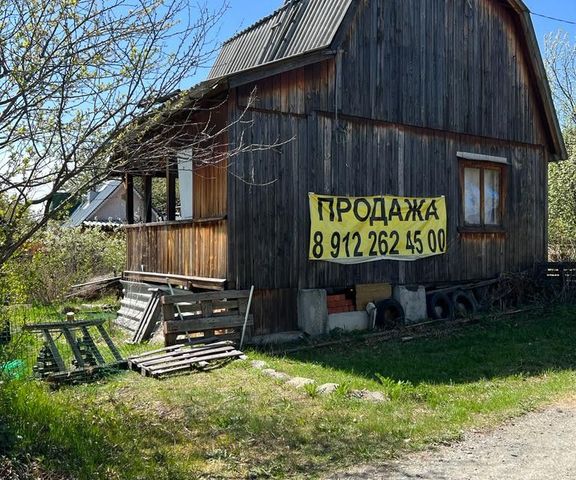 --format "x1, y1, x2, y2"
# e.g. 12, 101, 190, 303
63, 180, 122, 228
208, 0, 353, 79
